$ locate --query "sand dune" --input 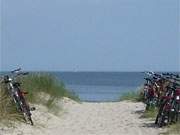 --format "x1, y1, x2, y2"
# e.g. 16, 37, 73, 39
0, 98, 165, 135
